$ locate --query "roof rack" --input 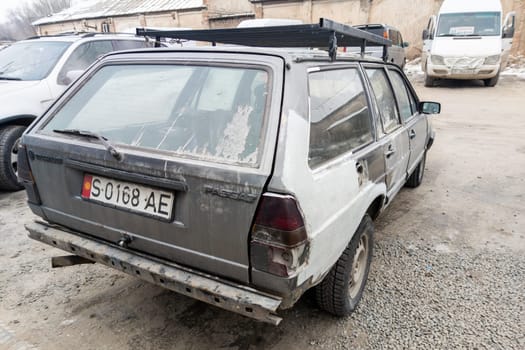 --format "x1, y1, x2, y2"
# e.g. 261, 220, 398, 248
136, 18, 391, 62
